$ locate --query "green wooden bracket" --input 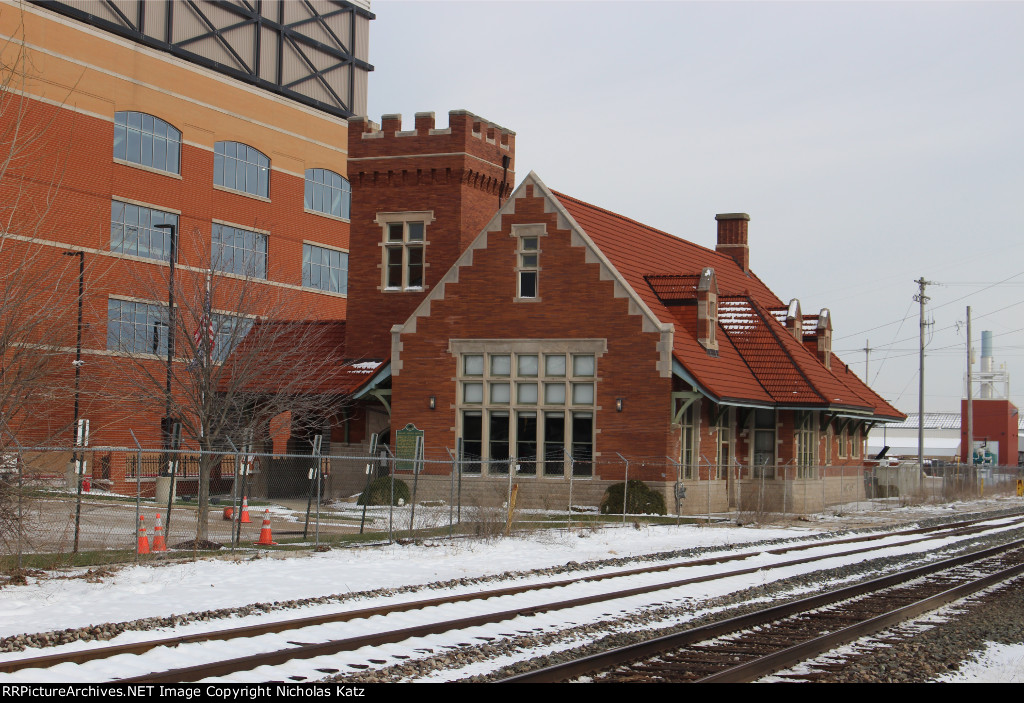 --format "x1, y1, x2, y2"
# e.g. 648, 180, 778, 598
671, 391, 700, 424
